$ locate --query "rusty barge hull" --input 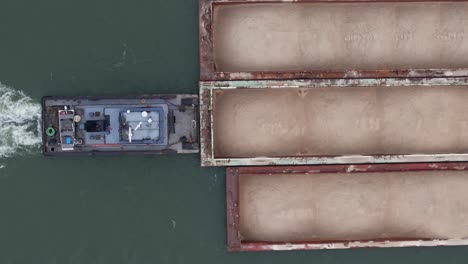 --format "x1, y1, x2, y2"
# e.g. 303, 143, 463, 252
200, 0, 468, 81
200, 78, 468, 166
226, 163, 468, 251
